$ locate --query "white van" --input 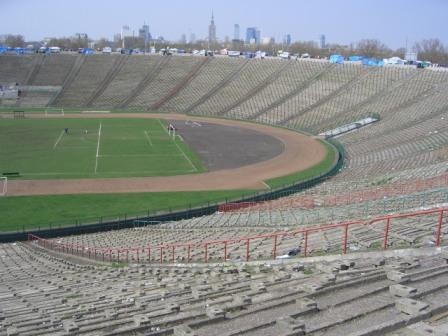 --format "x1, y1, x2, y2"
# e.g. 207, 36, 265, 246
102, 47, 112, 54
49, 46, 61, 53
279, 51, 290, 59
228, 50, 240, 57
